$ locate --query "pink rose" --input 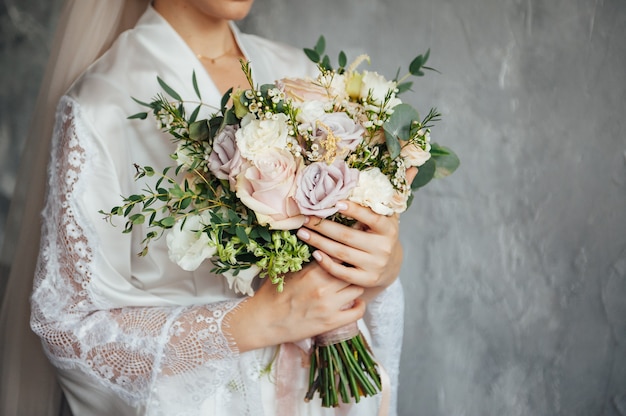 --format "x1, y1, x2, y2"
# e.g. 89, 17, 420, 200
295, 160, 359, 217
278, 77, 330, 102
208, 125, 244, 190
235, 149, 305, 230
